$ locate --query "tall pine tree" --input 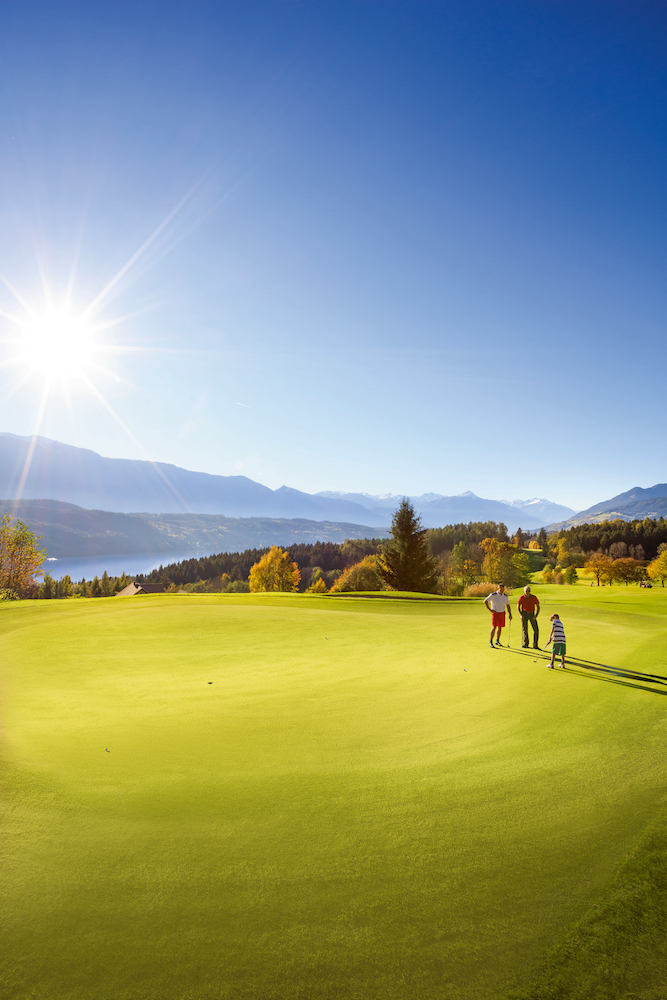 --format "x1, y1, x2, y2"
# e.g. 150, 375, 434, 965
378, 499, 438, 593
